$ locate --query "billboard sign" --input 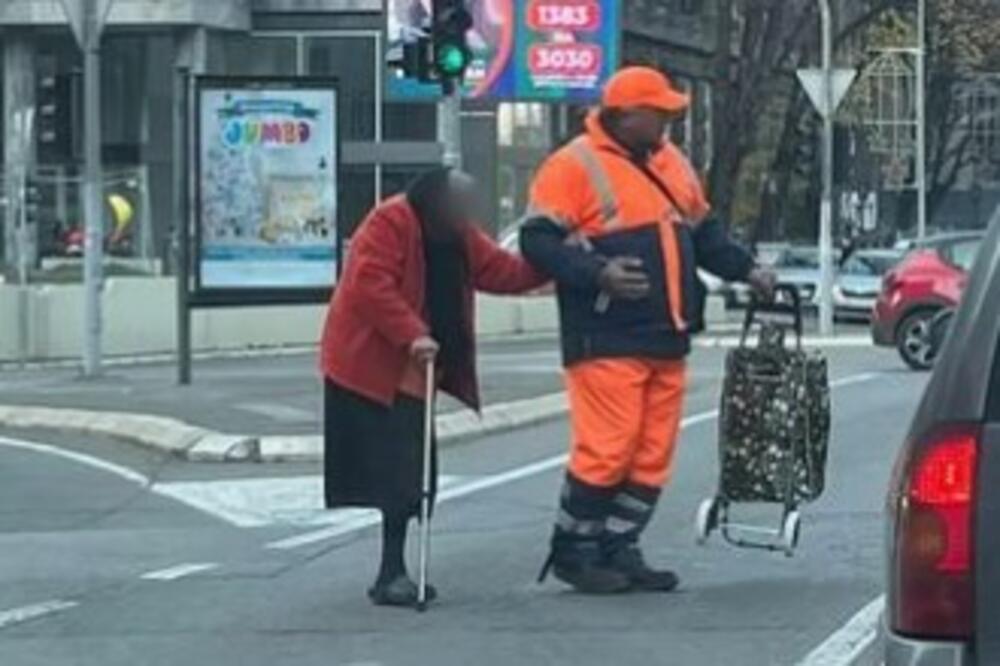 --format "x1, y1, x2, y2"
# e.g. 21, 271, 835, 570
386, 0, 620, 101
195, 78, 339, 297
